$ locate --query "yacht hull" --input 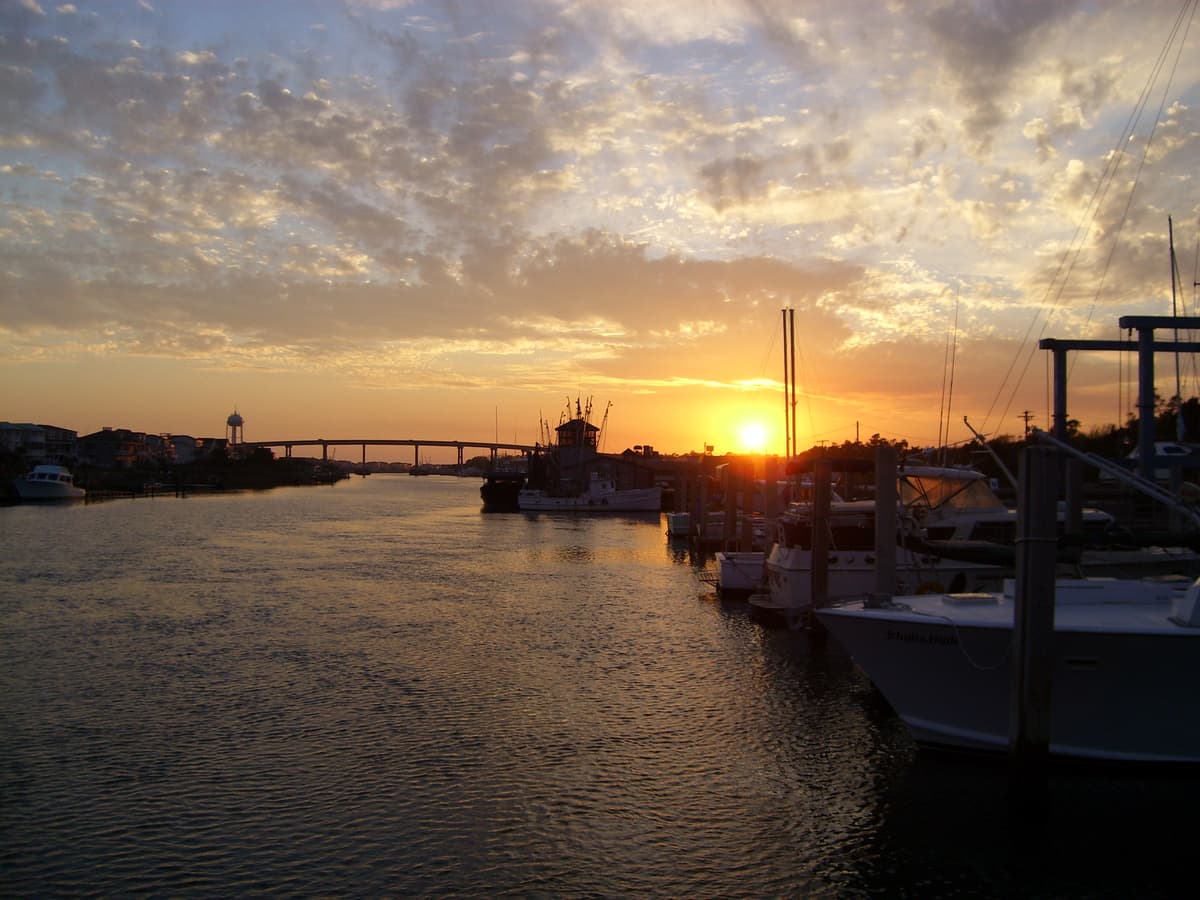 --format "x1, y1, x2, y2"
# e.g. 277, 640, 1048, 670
518, 486, 661, 512
817, 581, 1200, 763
